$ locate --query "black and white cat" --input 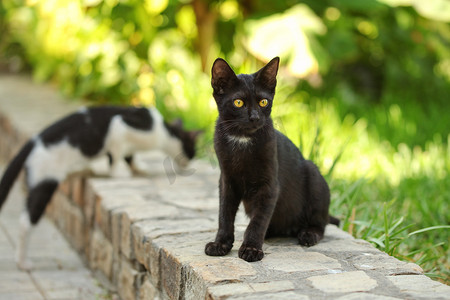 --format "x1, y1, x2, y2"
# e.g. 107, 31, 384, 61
0, 106, 201, 270
205, 57, 339, 262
